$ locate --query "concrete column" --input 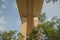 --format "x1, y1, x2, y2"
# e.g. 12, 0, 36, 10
16, 0, 44, 40
34, 17, 39, 27
20, 17, 39, 40
20, 17, 27, 40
